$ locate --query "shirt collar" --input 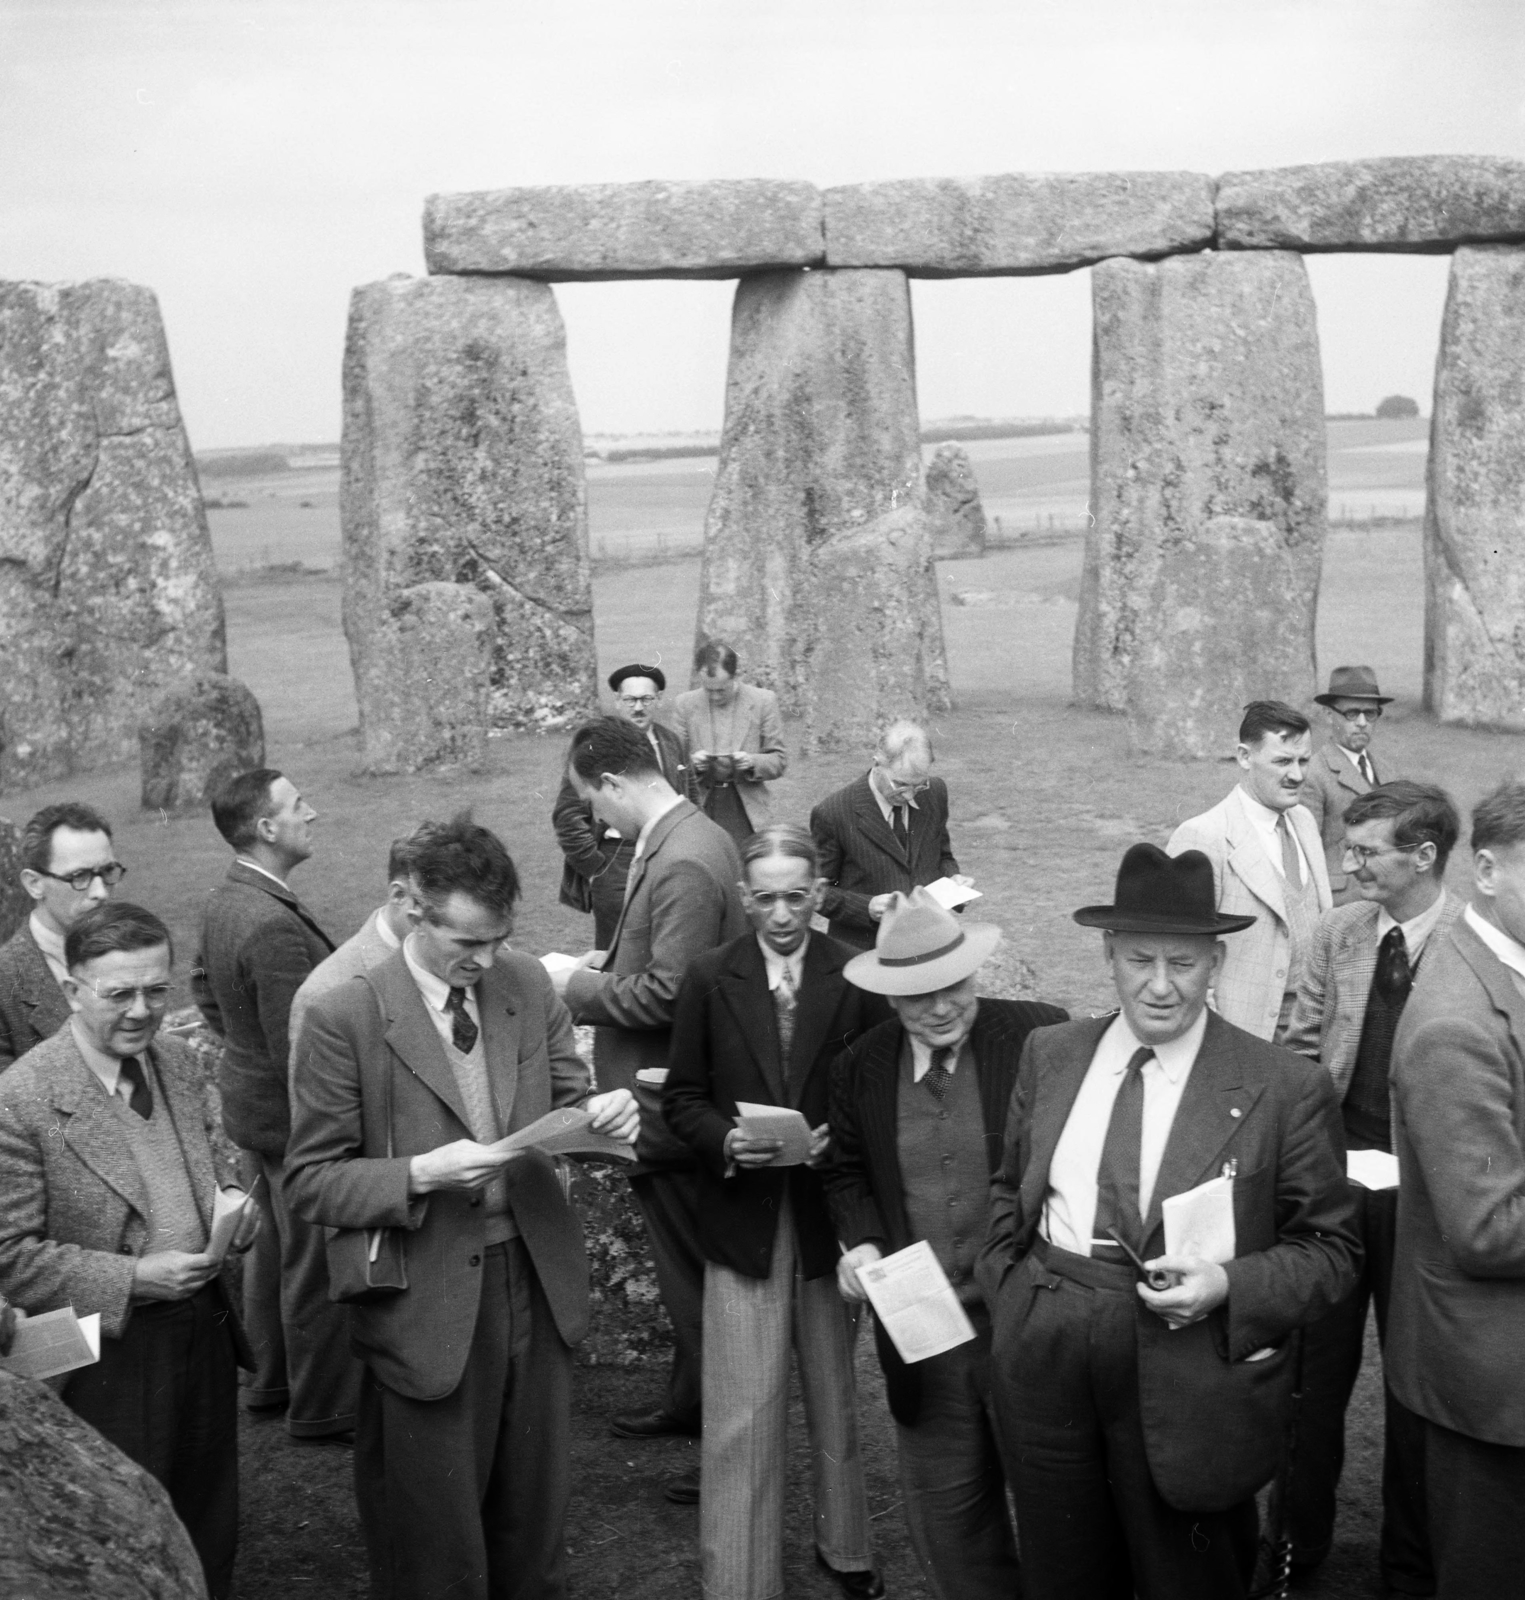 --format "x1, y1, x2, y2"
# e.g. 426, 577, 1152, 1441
29, 911, 66, 973
1336, 742, 1369, 775
235, 857, 289, 890
1464, 904, 1525, 982
1376, 888, 1448, 956
632, 791, 684, 860
757, 933, 808, 990
908, 1028, 971, 1082
869, 767, 921, 823
1236, 785, 1285, 830
402, 934, 474, 1011
1103, 1005, 1209, 1084
374, 908, 402, 951
70, 1016, 135, 1097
